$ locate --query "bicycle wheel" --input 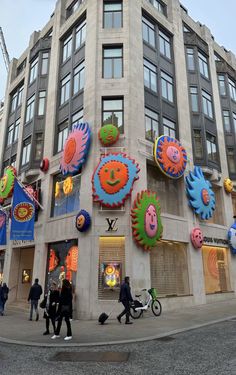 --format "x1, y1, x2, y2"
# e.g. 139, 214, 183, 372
130, 306, 142, 319
151, 299, 162, 316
